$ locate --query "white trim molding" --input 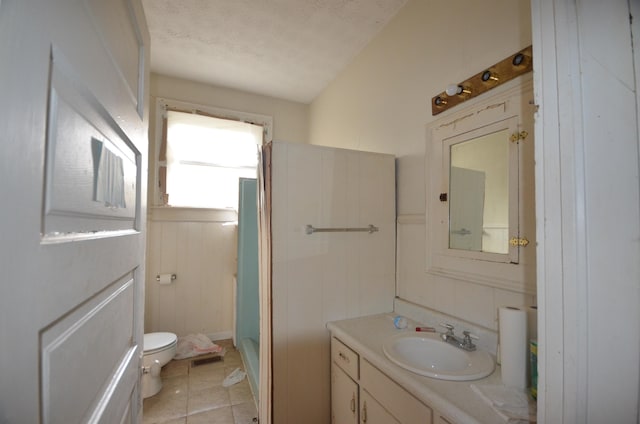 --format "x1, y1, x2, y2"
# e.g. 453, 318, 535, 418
532, 0, 640, 422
